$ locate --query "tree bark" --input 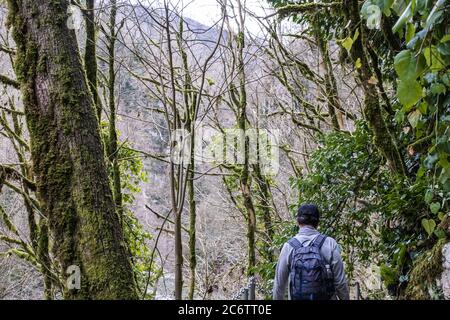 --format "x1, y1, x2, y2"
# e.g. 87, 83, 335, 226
343, 0, 406, 175
236, 28, 257, 277
7, 0, 137, 299
106, 0, 123, 221
316, 33, 343, 130
84, 0, 102, 121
